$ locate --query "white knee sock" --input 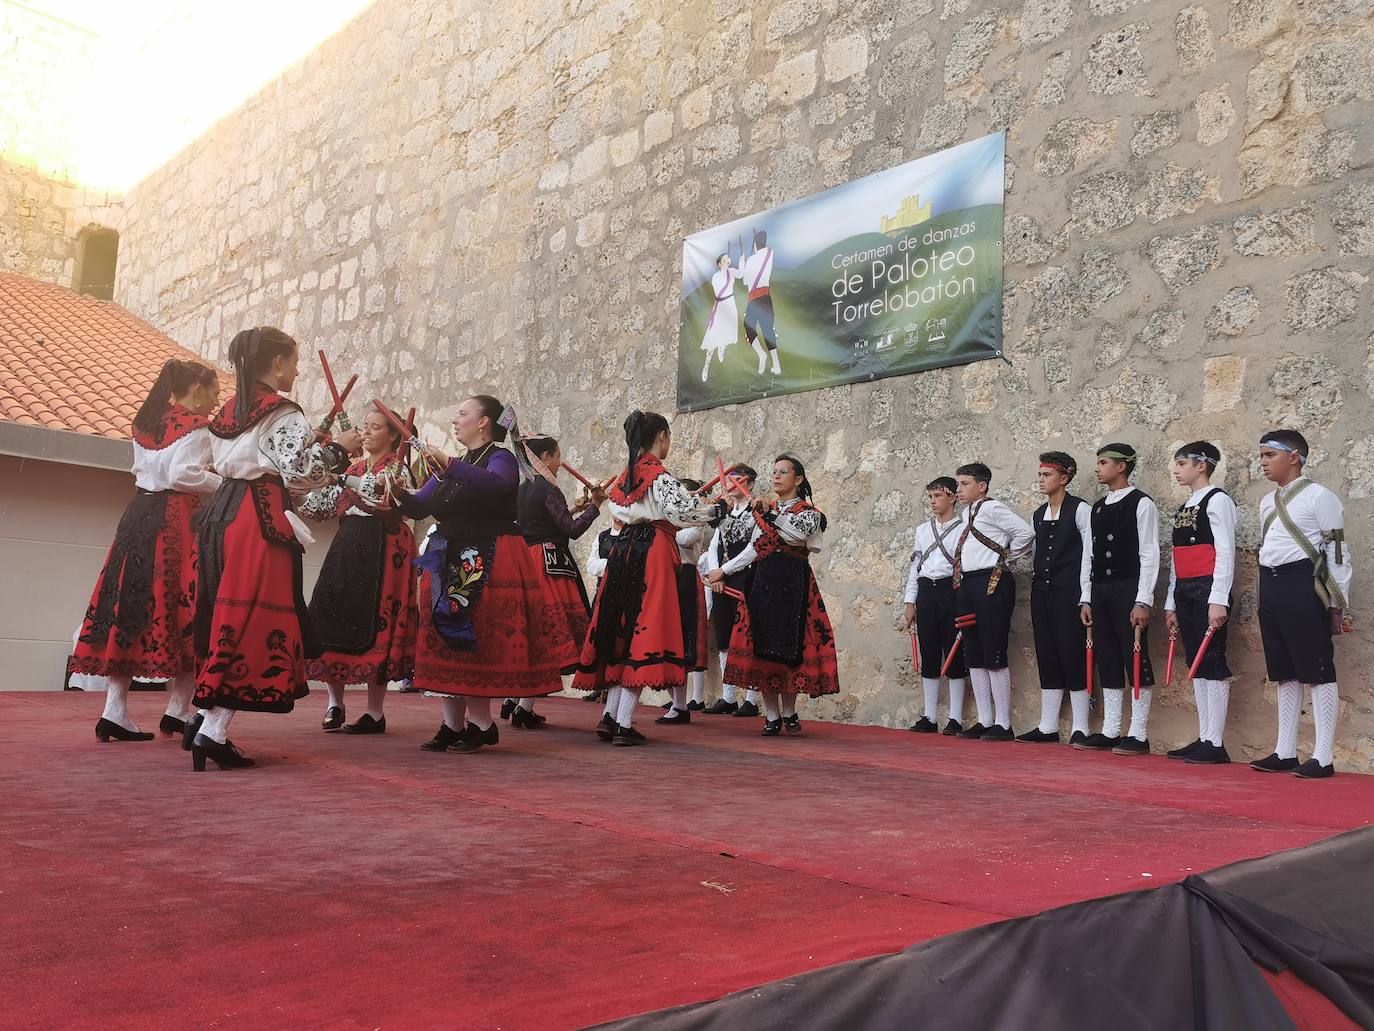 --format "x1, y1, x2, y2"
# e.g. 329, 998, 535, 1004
467, 696, 493, 730
326, 682, 346, 710
1310, 682, 1339, 766
1102, 688, 1124, 738
1070, 690, 1090, 736
101, 675, 136, 731
761, 690, 780, 720
165, 673, 196, 720
780, 693, 797, 718
365, 681, 387, 719
1038, 689, 1064, 735
1126, 688, 1152, 741
722, 682, 737, 704
745, 689, 760, 705
603, 686, 621, 718
516, 696, 536, 713
199, 706, 235, 744
1204, 680, 1229, 746
968, 668, 993, 727
1192, 679, 1210, 741
1275, 680, 1301, 759
989, 668, 1012, 729
670, 684, 687, 711
689, 671, 705, 704
921, 678, 941, 721
442, 695, 468, 731
947, 678, 966, 724
616, 687, 641, 728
